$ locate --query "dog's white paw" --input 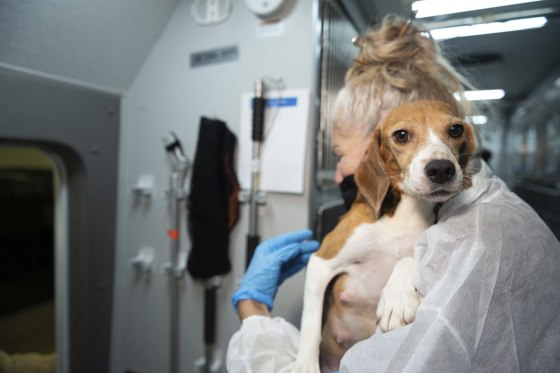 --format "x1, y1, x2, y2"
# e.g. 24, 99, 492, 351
376, 280, 419, 332
292, 362, 321, 373
376, 257, 419, 332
